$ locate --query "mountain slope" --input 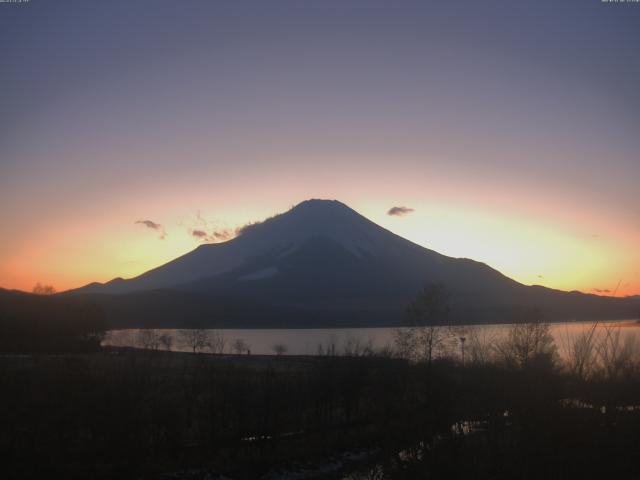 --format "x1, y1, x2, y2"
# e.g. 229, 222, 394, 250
67, 199, 639, 327
74, 199, 518, 296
